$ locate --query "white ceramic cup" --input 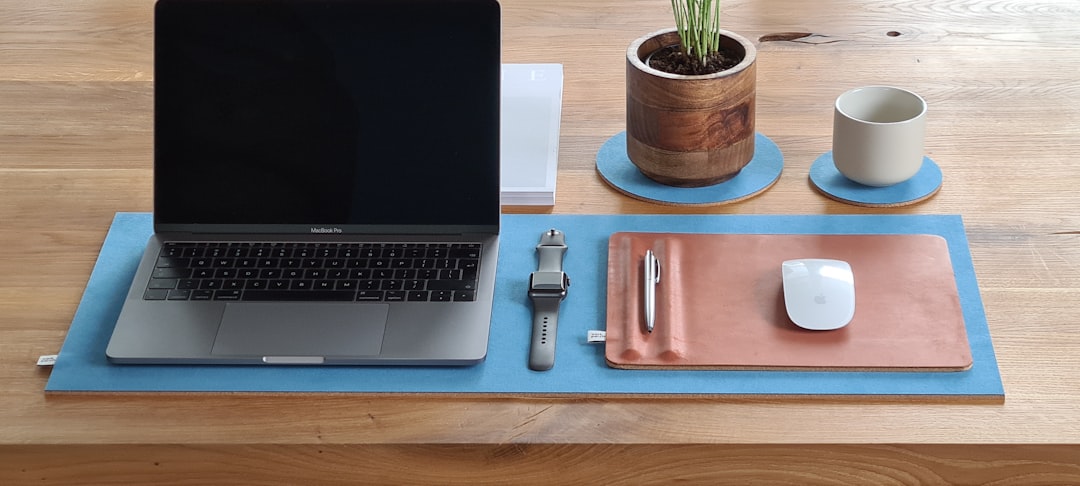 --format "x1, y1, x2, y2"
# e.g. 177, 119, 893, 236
832, 86, 927, 187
